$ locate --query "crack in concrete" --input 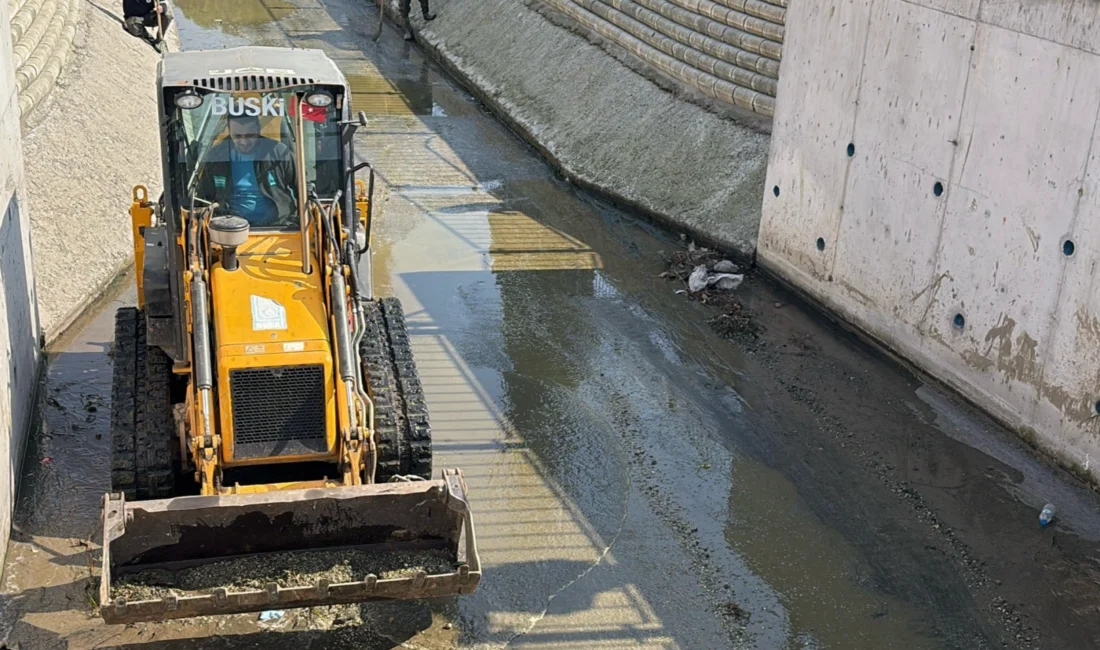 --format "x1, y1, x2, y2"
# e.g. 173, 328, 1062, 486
499, 497, 631, 650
